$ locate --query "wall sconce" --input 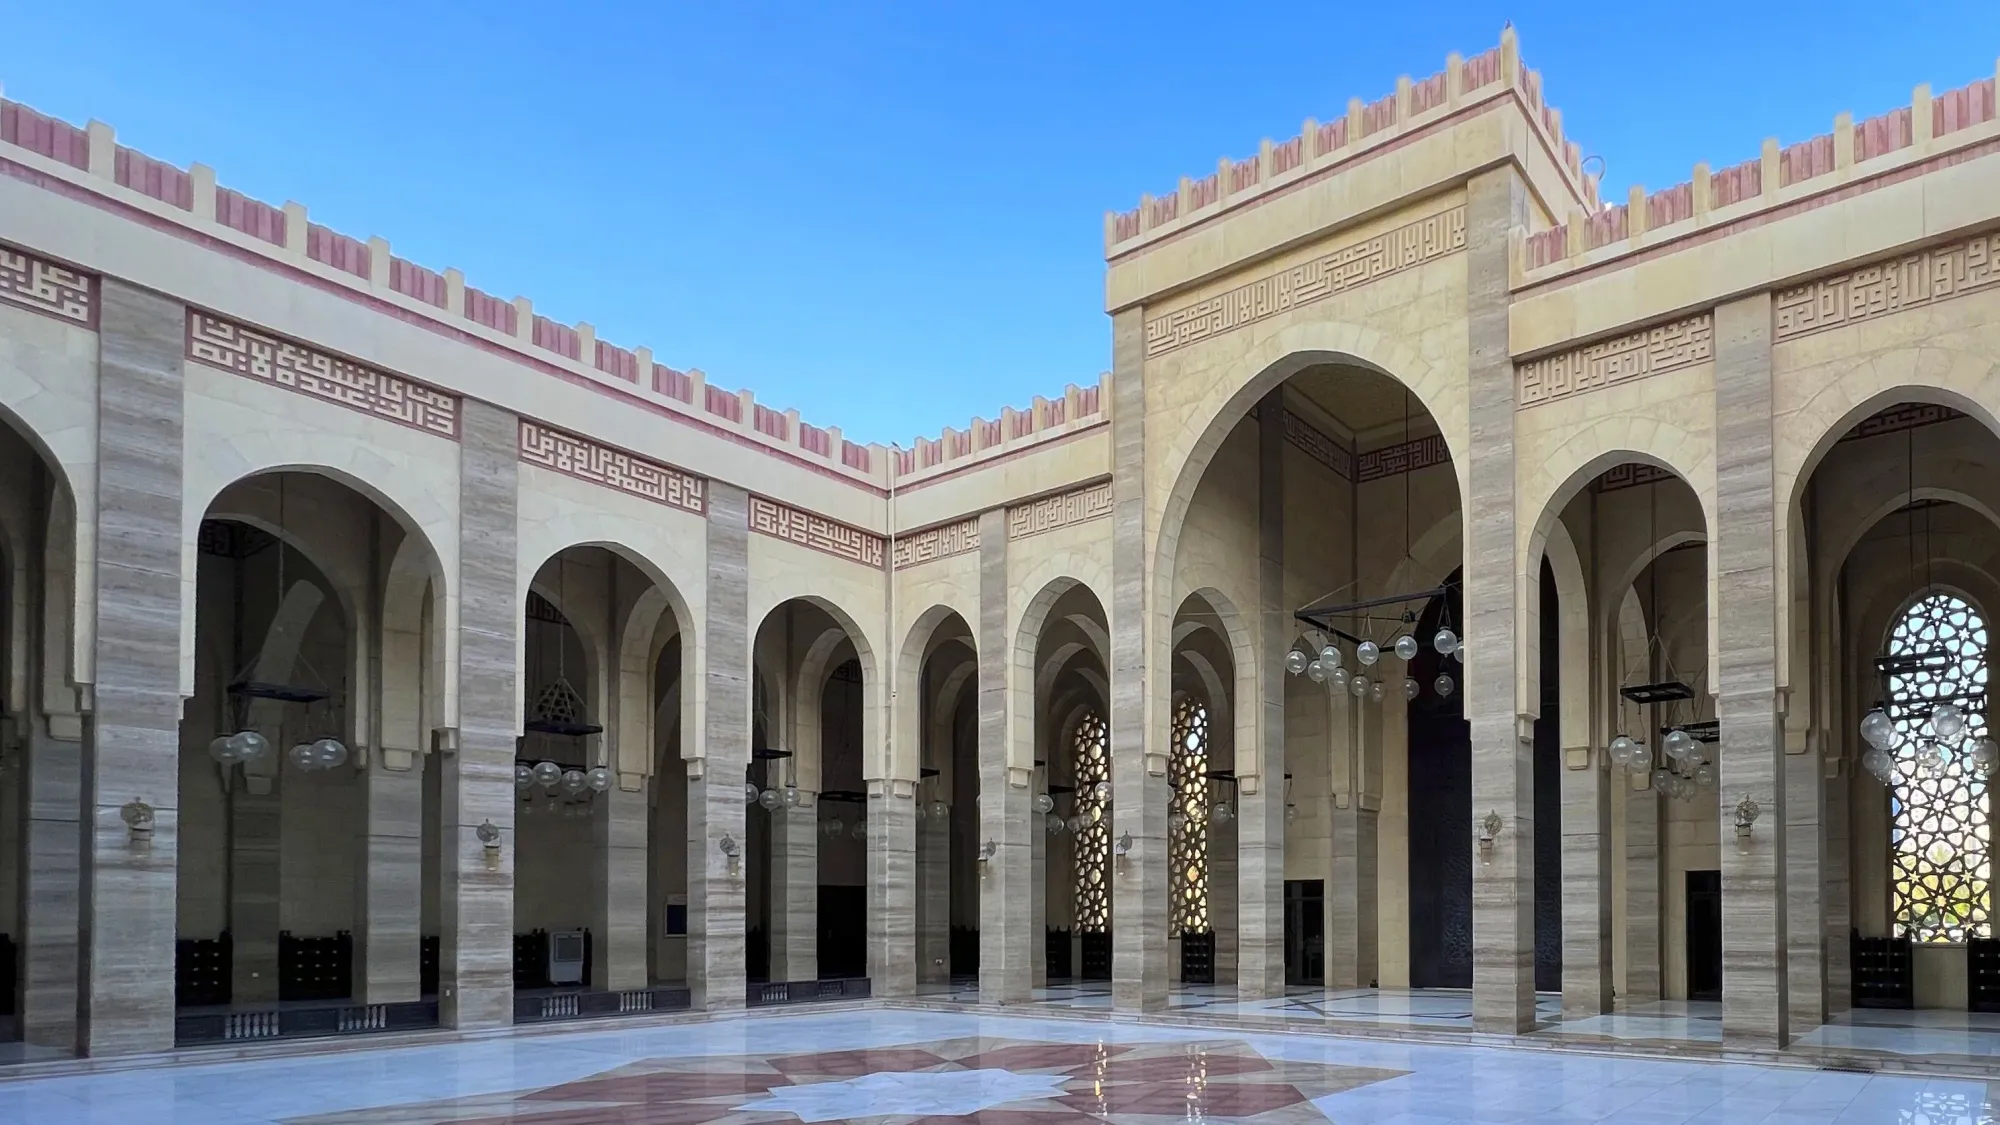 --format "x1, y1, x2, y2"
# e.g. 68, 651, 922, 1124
719, 832, 741, 876
1733, 795, 1761, 853
1477, 811, 1503, 865
975, 839, 997, 864
475, 820, 502, 867
1113, 831, 1133, 870
120, 798, 155, 854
